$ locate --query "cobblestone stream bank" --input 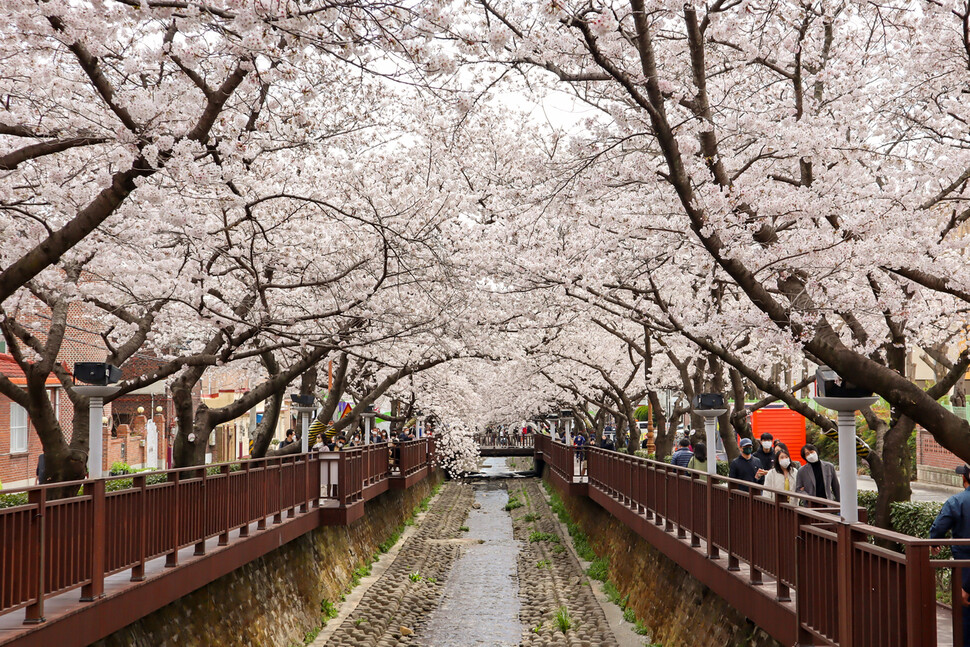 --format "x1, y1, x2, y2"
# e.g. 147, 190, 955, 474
509, 479, 618, 647
317, 481, 474, 646
320, 477, 623, 647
